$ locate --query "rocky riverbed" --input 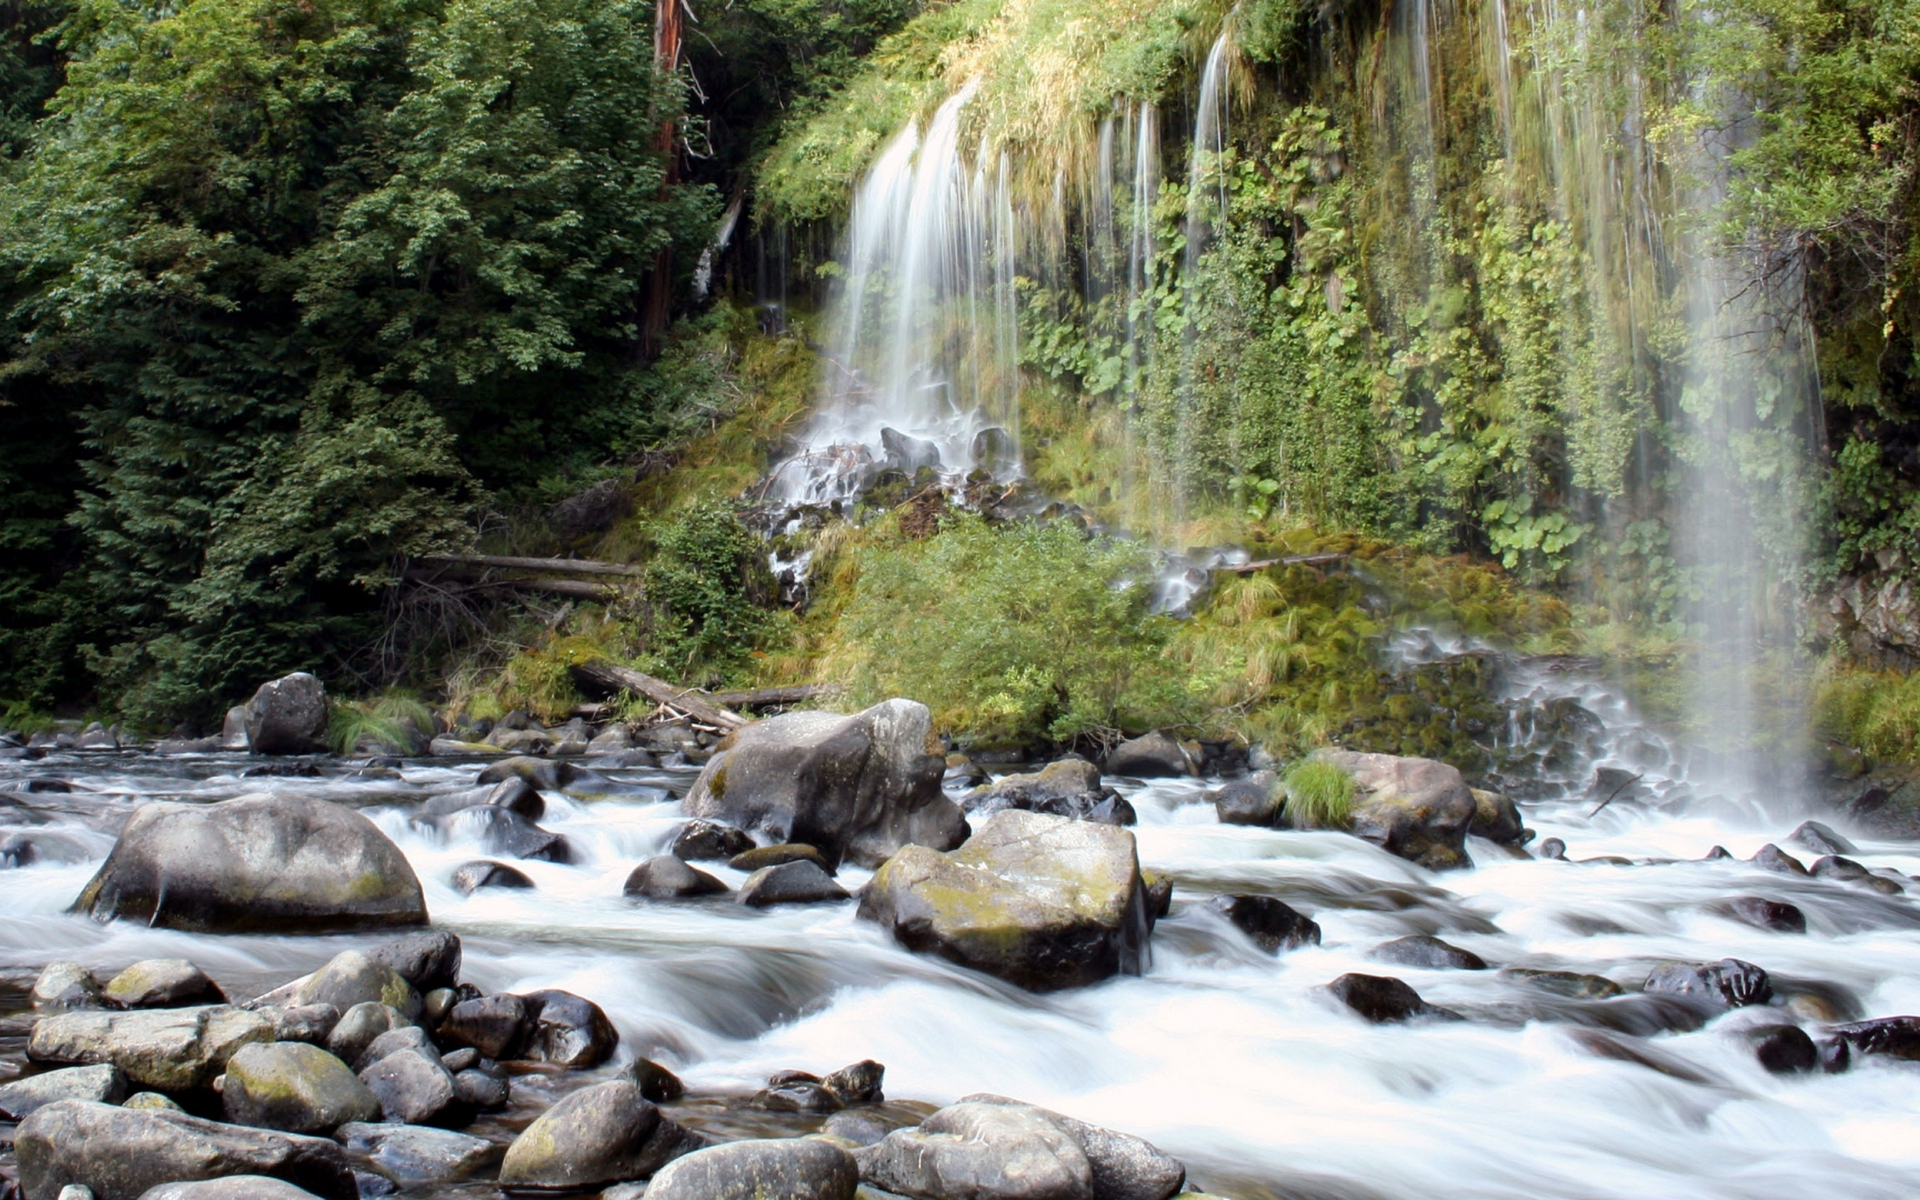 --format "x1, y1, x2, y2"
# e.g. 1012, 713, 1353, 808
3, 671, 1920, 1198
